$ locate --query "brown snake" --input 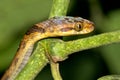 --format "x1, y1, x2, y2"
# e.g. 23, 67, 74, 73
1, 16, 94, 80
